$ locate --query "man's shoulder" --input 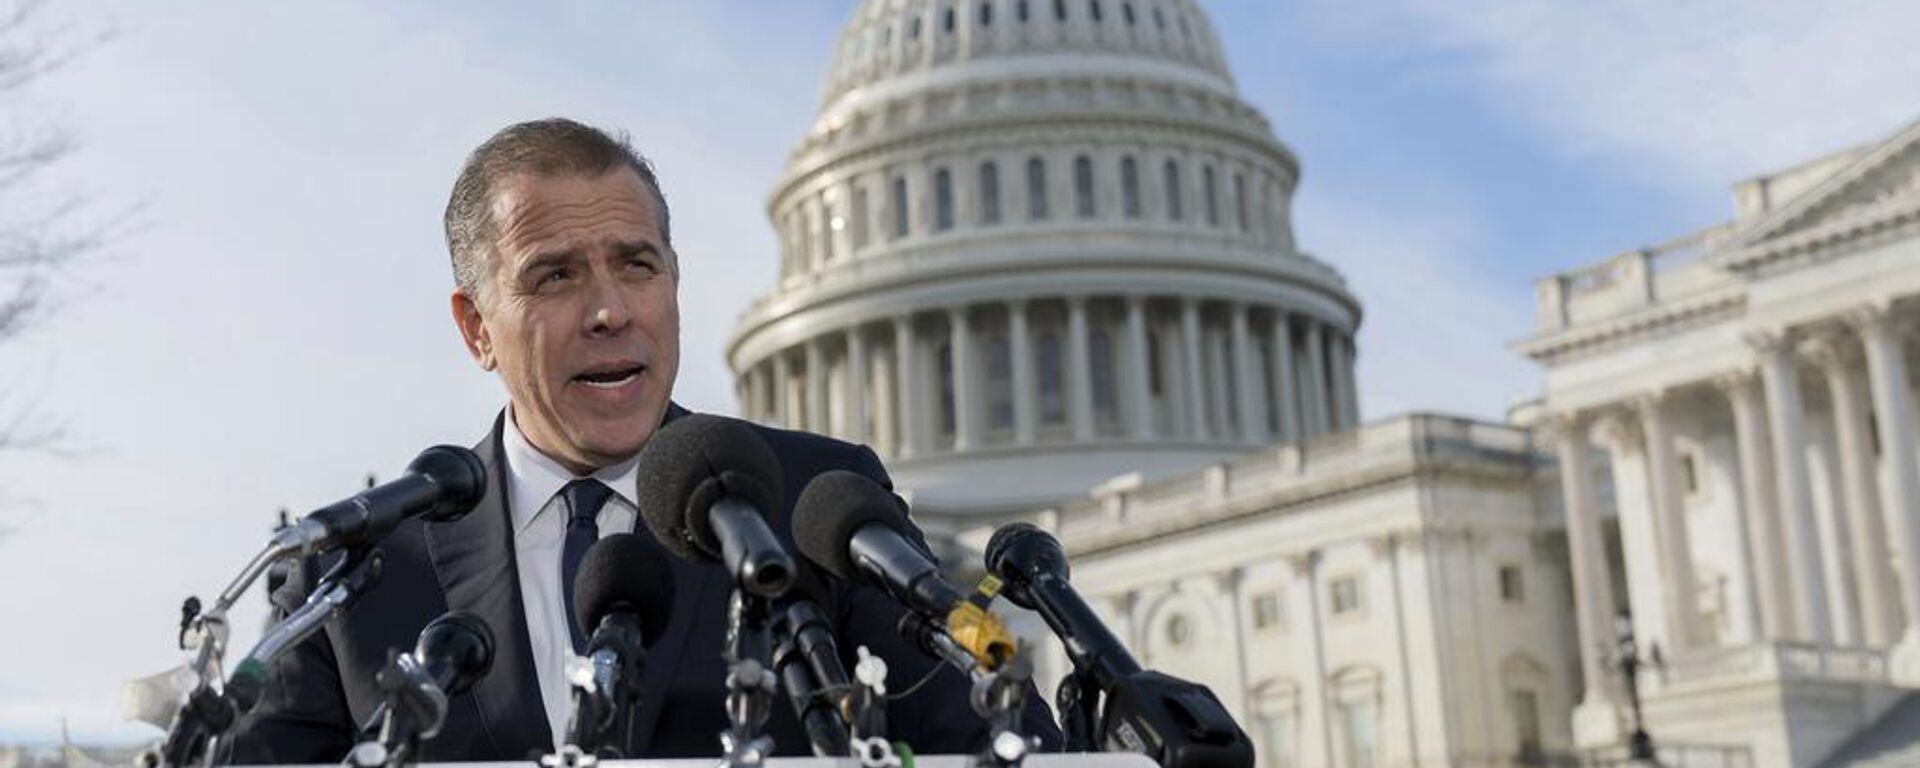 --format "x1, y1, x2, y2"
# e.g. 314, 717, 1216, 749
742, 420, 890, 487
